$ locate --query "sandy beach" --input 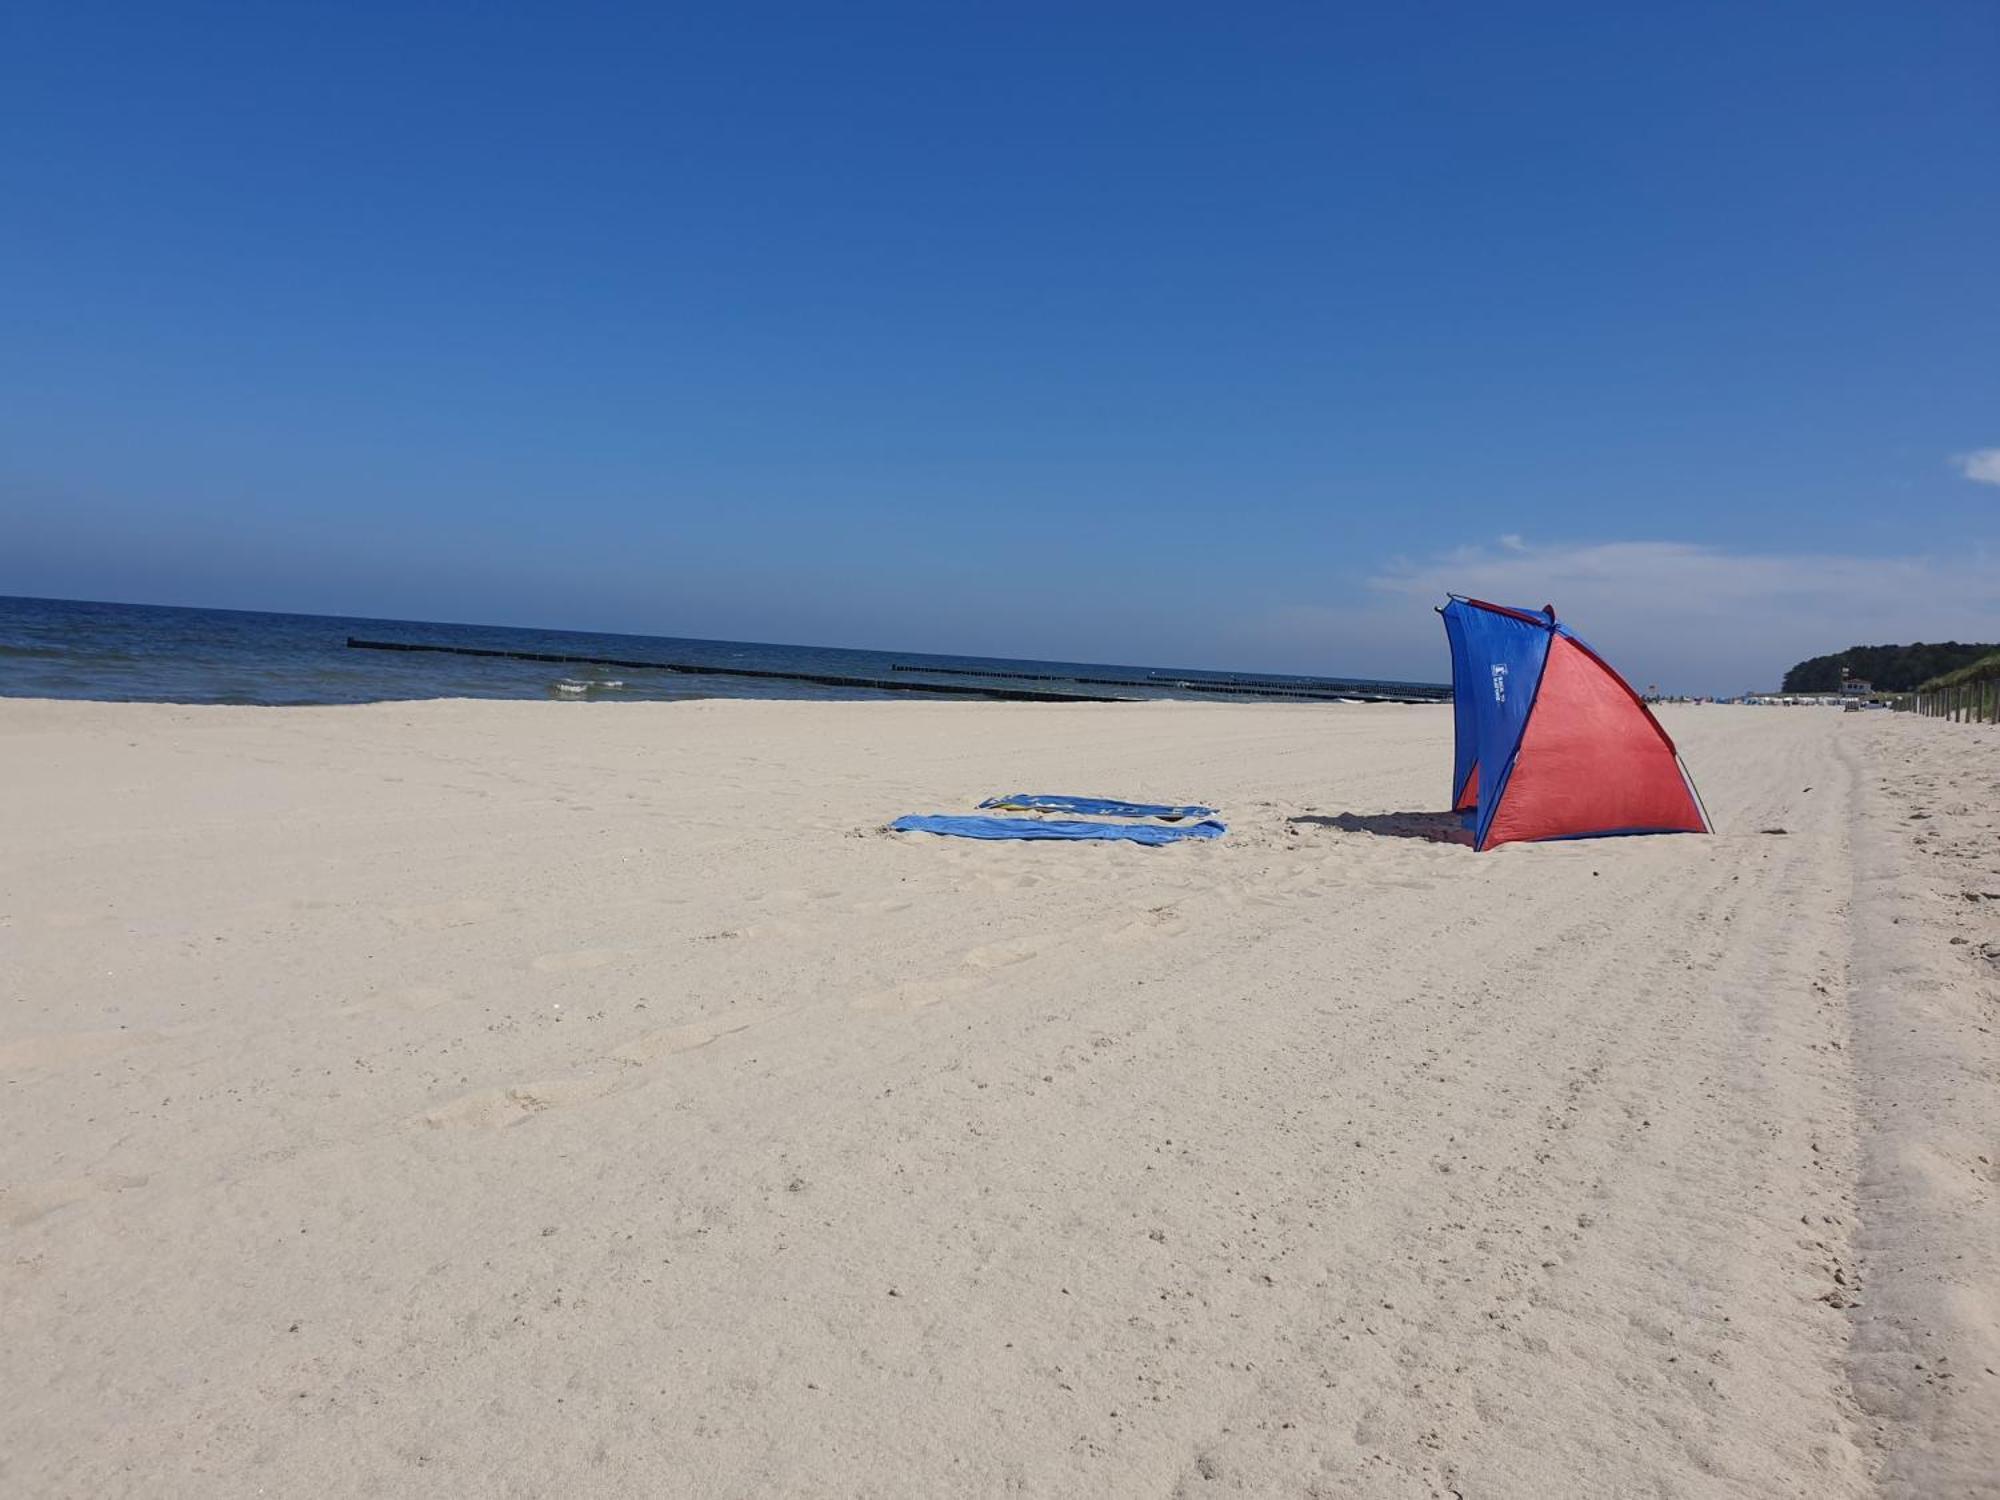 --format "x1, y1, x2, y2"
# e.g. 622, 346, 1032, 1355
2, 698, 1994, 1497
